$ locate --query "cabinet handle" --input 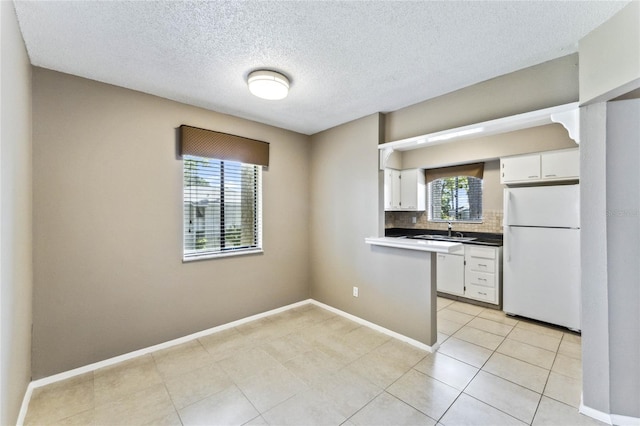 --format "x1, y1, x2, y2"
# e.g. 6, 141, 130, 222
478, 278, 487, 282
478, 264, 487, 267
544, 174, 557, 177
528, 175, 539, 179
479, 292, 487, 296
